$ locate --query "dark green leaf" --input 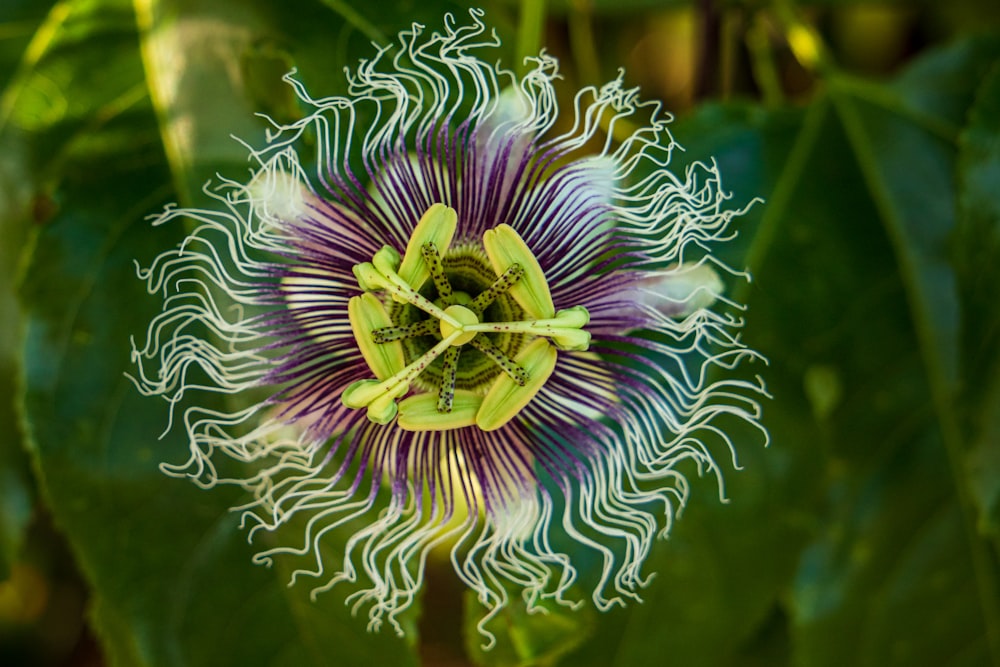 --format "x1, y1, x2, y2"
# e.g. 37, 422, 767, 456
957, 60, 1000, 545
0, 0, 63, 579
17, 1, 419, 664
556, 104, 813, 667
0, 0, 58, 93
891, 36, 1000, 132
464, 586, 596, 667
574, 36, 1000, 667
783, 40, 1000, 666
0, 165, 32, 580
